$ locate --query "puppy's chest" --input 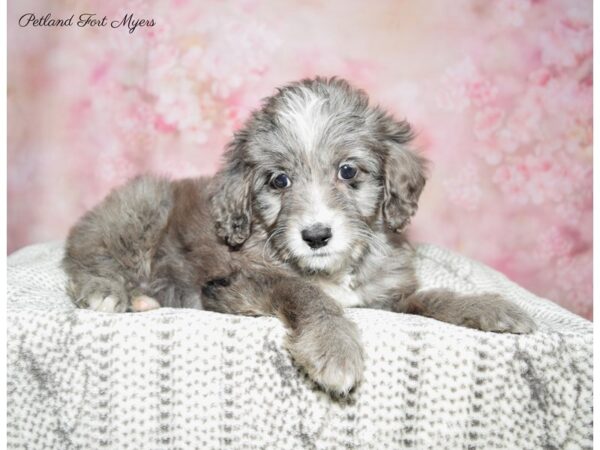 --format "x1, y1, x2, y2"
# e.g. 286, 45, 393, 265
314, 251, 414, 308
317, 273, 365, 308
